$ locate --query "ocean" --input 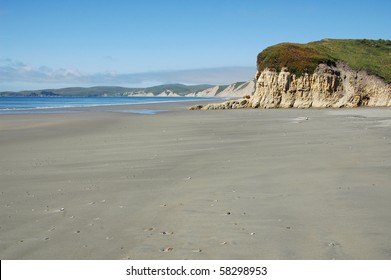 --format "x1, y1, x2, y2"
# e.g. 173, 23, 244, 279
0, 96, 221, 114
